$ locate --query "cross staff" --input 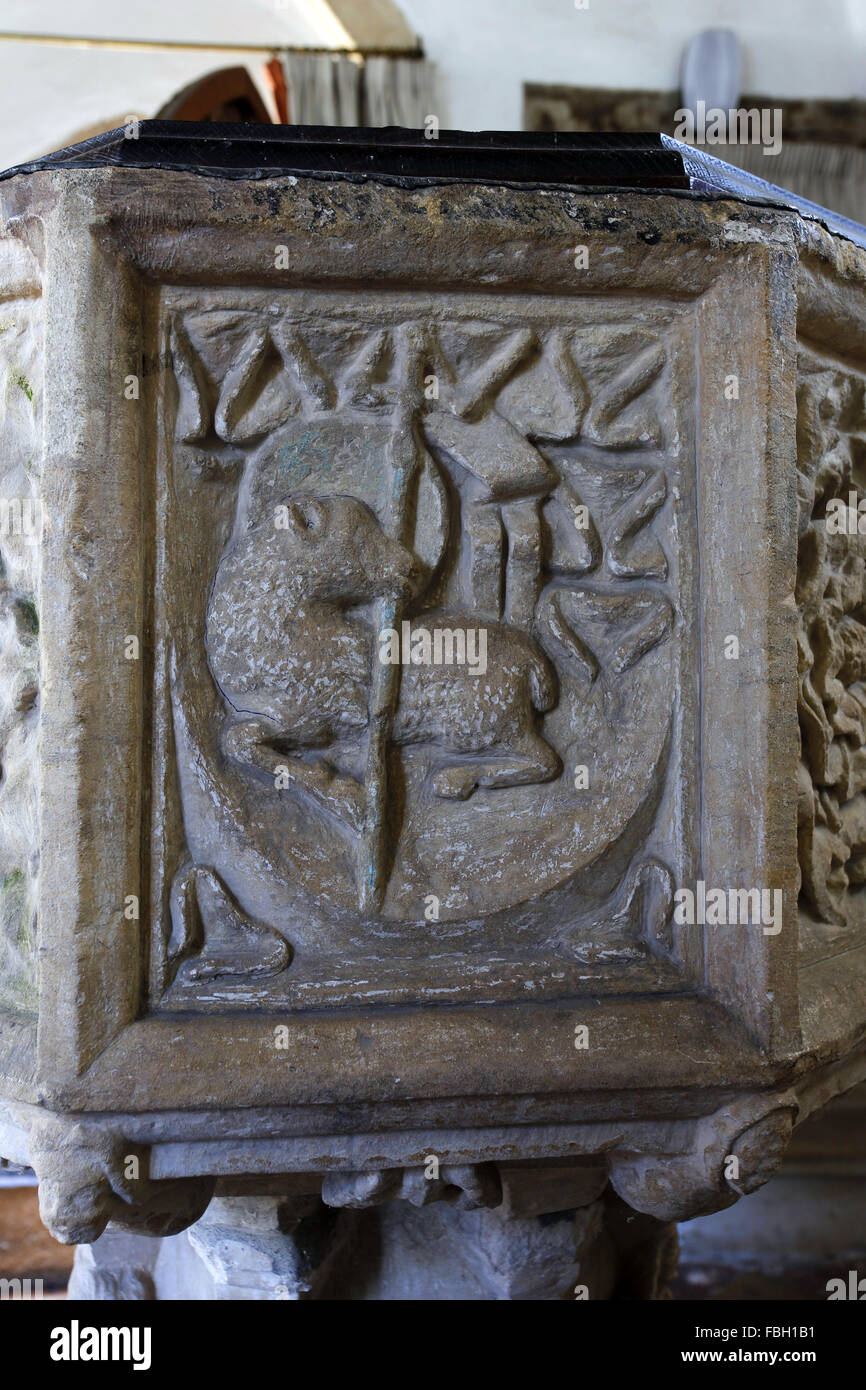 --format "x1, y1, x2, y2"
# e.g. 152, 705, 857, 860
357, 323, 429, 914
